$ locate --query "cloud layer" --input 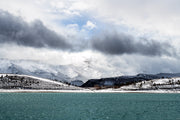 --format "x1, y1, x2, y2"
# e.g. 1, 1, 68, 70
92, 32, 174, 56
0, 10, 71, 49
